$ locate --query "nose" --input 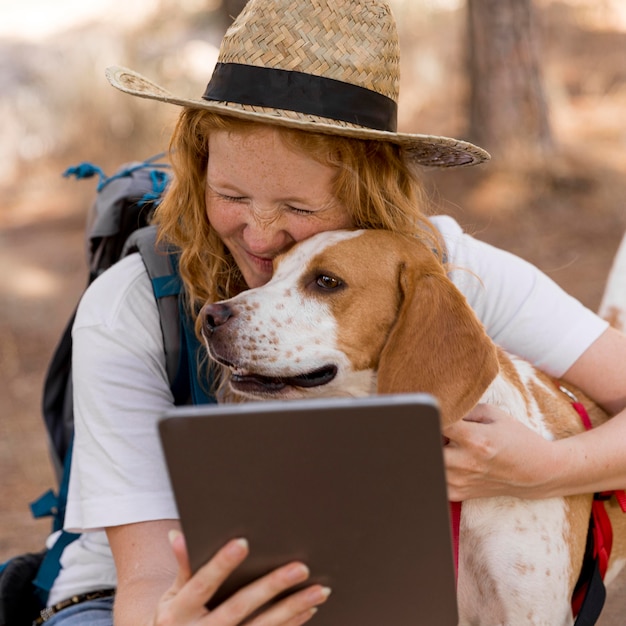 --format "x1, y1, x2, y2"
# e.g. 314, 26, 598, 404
202, 302, 234, 336
243, 213, 292, 255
